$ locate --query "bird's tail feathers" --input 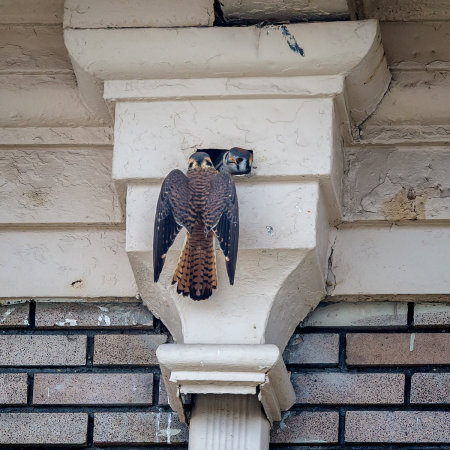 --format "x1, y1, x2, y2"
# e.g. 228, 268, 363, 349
172, 231, 217, 300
